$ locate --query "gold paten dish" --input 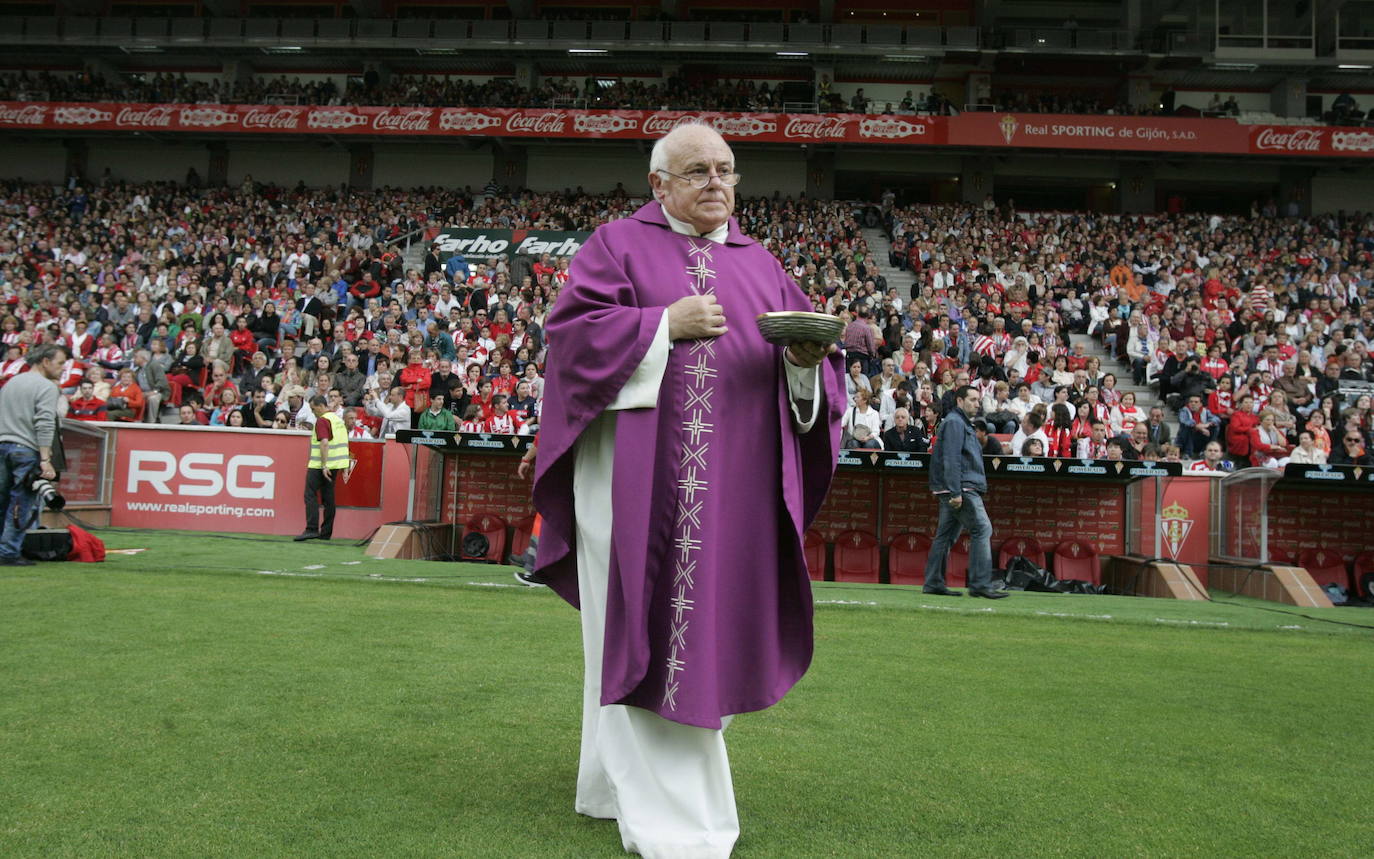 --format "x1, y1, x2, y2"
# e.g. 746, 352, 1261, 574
755, 311, 845, 346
